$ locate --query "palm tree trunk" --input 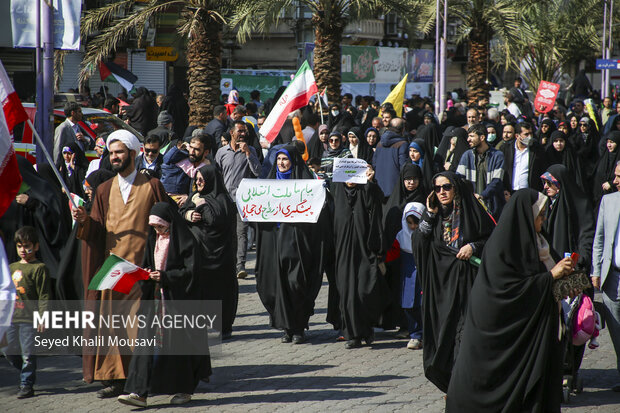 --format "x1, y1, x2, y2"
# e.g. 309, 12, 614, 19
312, 14, 344, 105
466, 27, 490, 106
186, 15, 222, 125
